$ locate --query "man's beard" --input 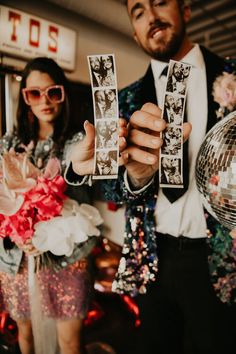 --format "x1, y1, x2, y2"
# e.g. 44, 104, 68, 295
148, 25, 186, 61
